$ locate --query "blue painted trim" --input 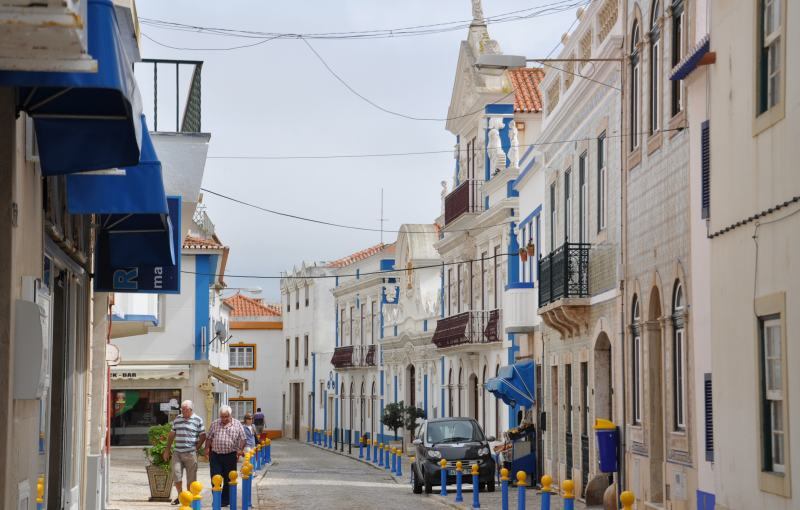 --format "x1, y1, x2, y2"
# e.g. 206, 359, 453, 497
696, 490, 715, 510
393, 375, 398, 404
423, 374, 429, 417
671, 35, 710, 80
440, 265, 445, 319
485, 124, 490, 181
335, 275, 339, 287
500, 117, 513, 168
380, 288, 385, 339
455, 134, 460, 187
112, 313, 158, 326
324, 390, 328, 431
312, 352, 317, 432
380, 259, 395, 271
484, 104, 514, 114
423, 319, 428, 332
484, 195, 490, 210
536, 215, 541, 281
335, 372, 340, 439
507, 222, 520, 286
193, 254, 216, 361
380, 369, 385, 440
518, 205, 542, 230
507, 333, 520, 428
513, 155, 538, 191
506, 281, 534, 290
506, 180, 519, 198
519, 144, 535, 165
